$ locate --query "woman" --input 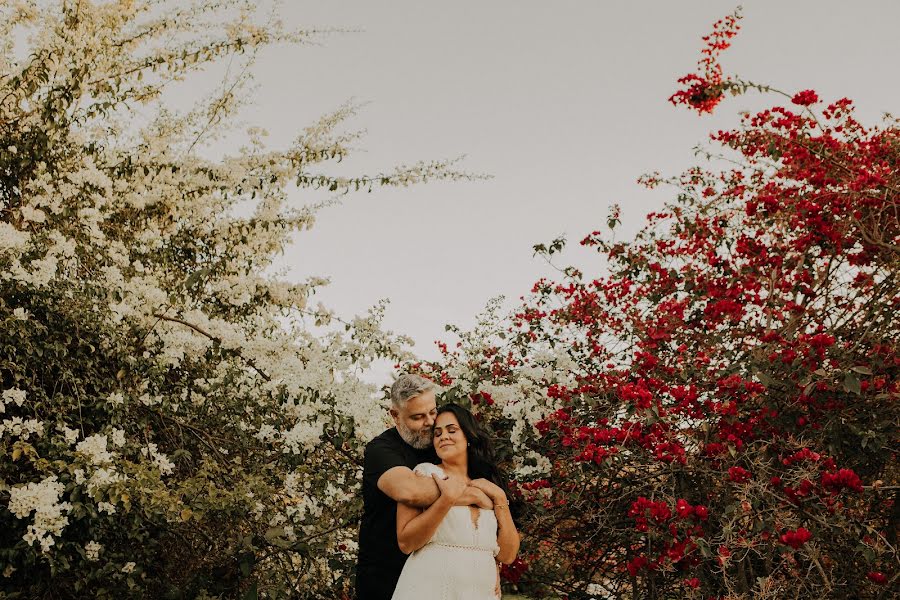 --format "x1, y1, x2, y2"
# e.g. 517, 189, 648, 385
391, 403, 519, 600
